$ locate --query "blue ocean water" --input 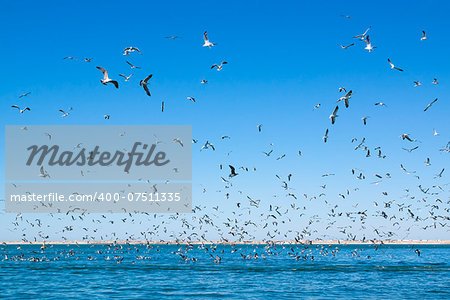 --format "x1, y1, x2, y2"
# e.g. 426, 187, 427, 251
0, 244, 448, 299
